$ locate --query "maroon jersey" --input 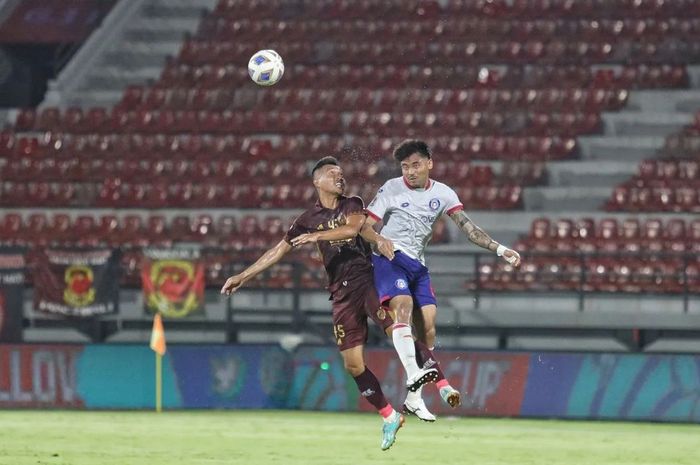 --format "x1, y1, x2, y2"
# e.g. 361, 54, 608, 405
285, 195, 372, 292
